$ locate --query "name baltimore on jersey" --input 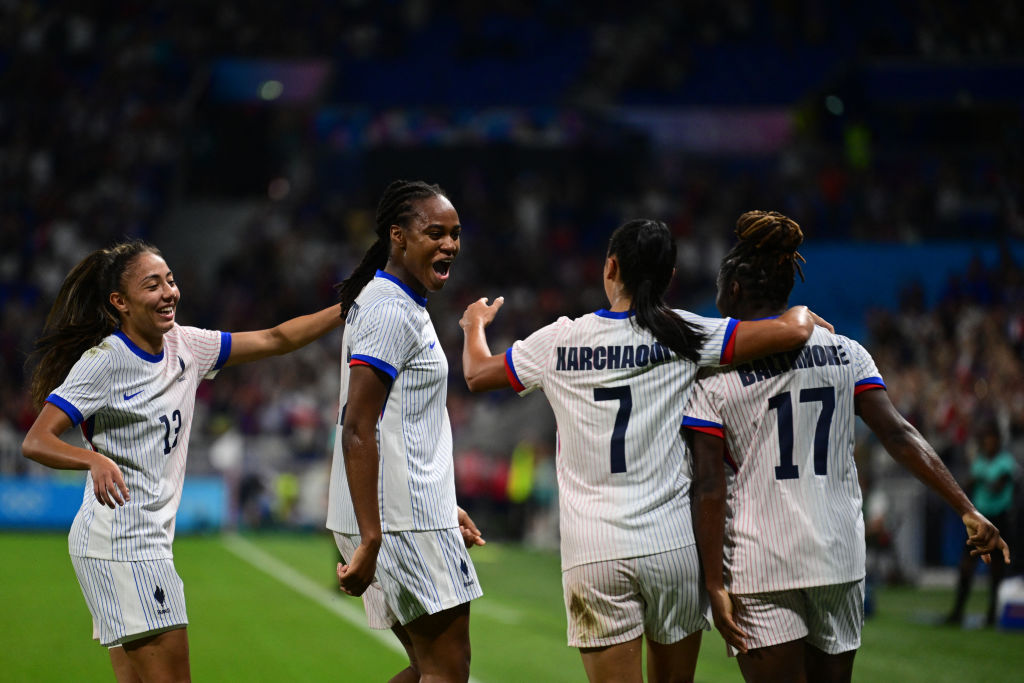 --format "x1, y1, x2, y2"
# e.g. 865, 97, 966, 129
556, 342, 675, 372
737, 343, 850, 386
